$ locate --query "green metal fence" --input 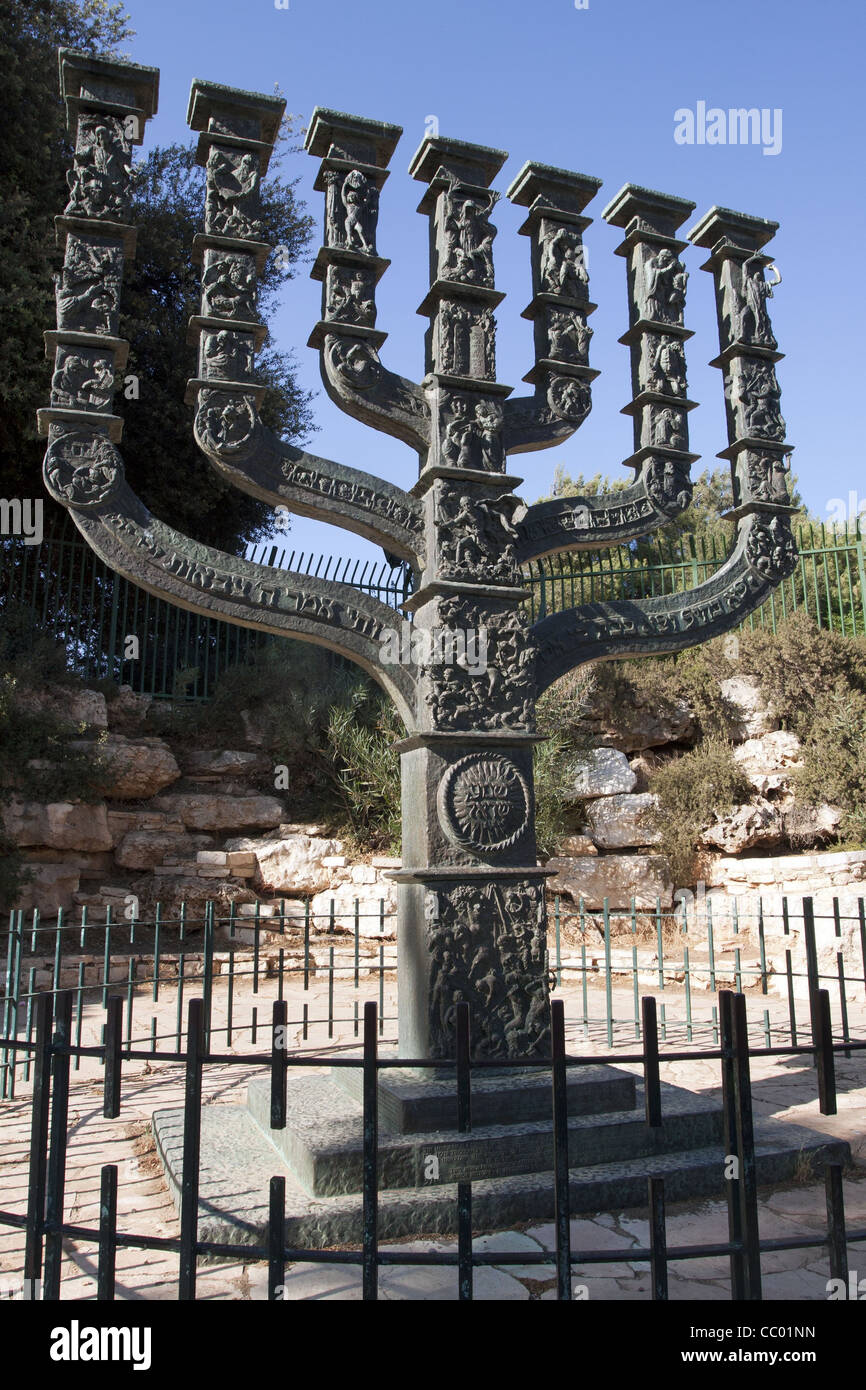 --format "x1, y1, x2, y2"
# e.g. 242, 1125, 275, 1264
2, 891, 864, 1099
2, 516, 863, 702
525, 520, 866, 636
0, 514, 412, 701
